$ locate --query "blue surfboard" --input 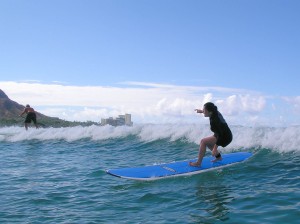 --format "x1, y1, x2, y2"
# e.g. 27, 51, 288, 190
106, 152, 253, 180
